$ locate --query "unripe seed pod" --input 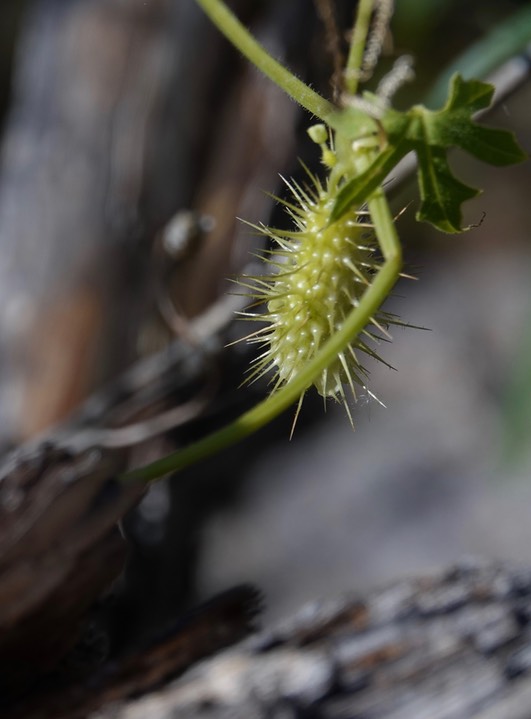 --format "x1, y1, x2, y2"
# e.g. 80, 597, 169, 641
240, 169, 399, 420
